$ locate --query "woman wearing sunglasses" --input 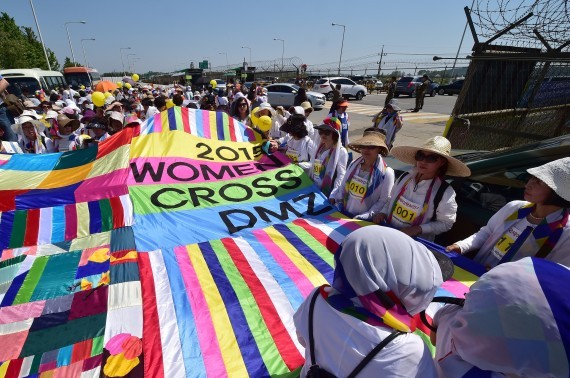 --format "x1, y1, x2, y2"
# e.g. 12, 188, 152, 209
374, 136, 471, 240
330, 128, 394, 220
447, 157, 570, 269
309, 117, 348, 197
